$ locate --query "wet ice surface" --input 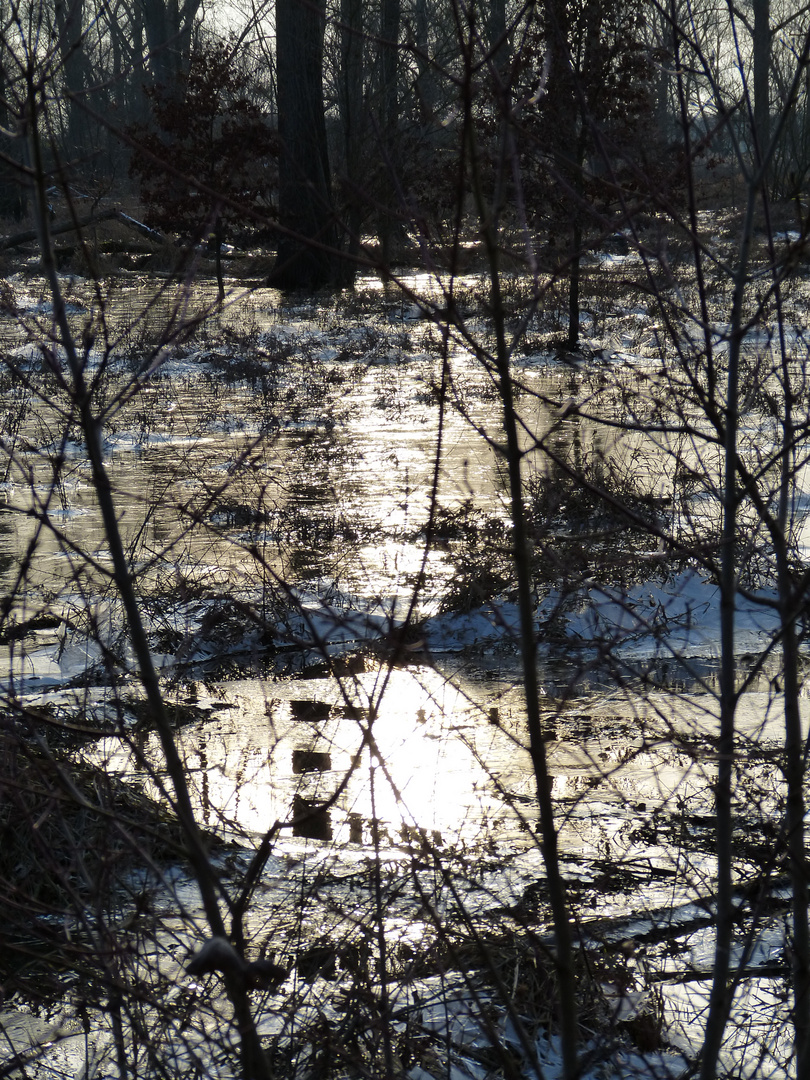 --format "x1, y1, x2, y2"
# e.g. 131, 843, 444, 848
0, 275, 804, 1079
